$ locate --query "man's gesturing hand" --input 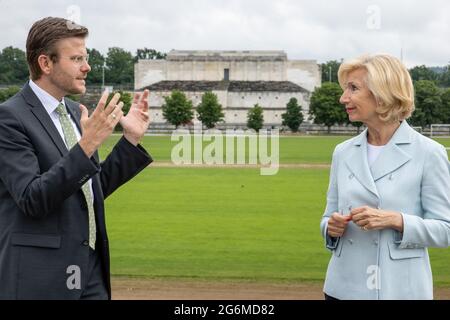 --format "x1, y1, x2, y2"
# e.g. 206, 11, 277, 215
120, 89, 150, 146
79, 91, 124, 158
